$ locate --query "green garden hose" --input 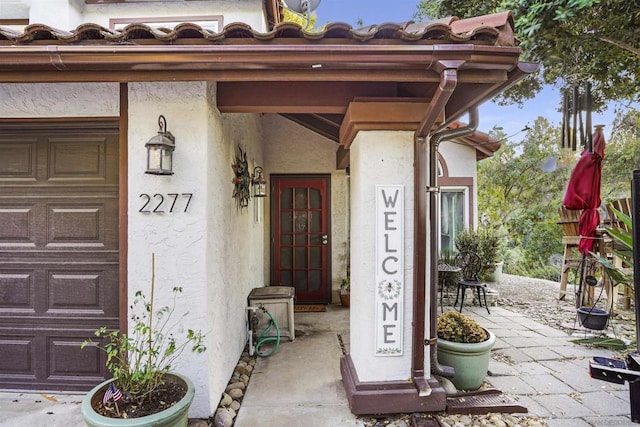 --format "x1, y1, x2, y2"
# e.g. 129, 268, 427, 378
255, 308, 280, 358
